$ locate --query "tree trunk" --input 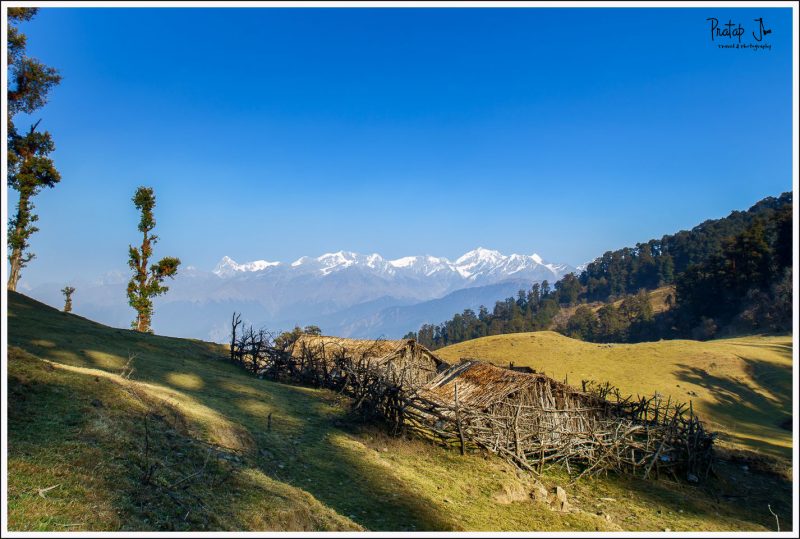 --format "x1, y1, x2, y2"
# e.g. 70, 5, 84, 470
7, 252, 22, 291
7, 197, 28, 291
133, 231, 151, 332
136, 311, 151, 333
